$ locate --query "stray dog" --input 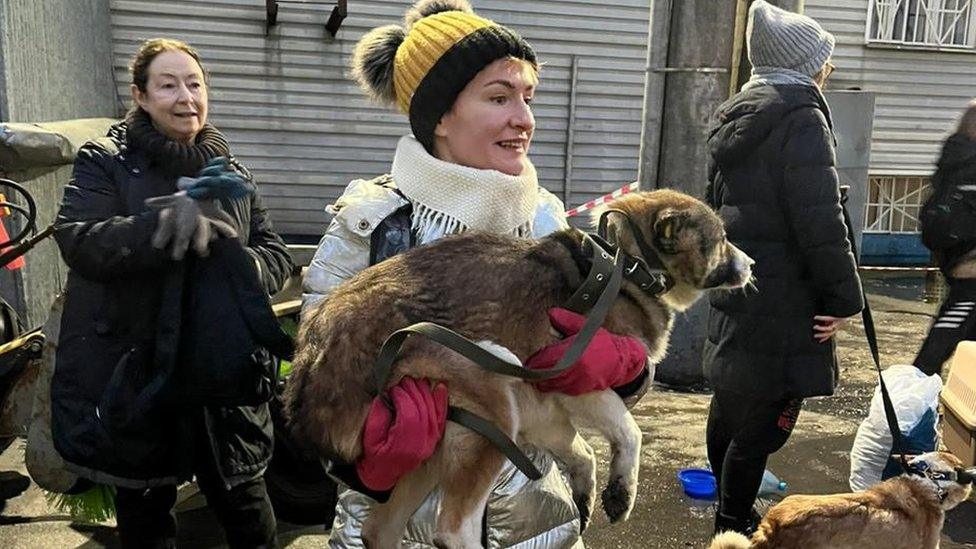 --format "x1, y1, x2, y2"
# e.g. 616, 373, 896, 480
709, 452, 974, 549
286, 189, 753, 548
